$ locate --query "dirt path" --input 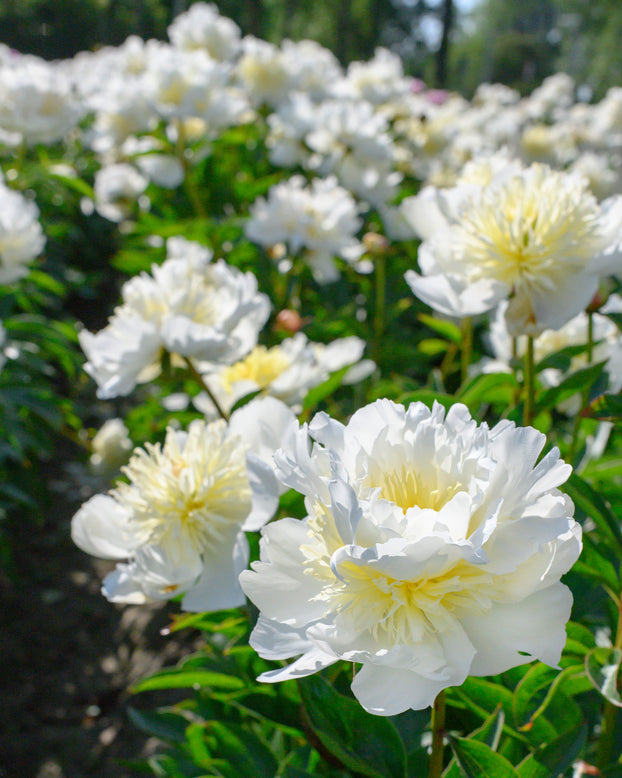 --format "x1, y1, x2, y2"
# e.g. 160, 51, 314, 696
0, 493, 195, 777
